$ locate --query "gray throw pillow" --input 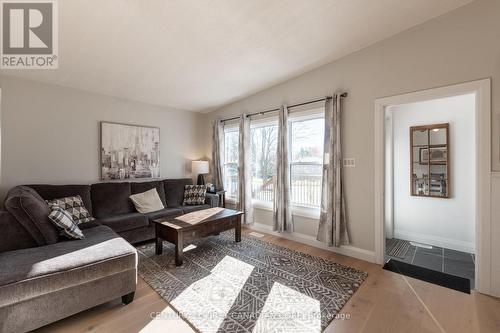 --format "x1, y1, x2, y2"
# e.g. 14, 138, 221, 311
46, 195, 95, 224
